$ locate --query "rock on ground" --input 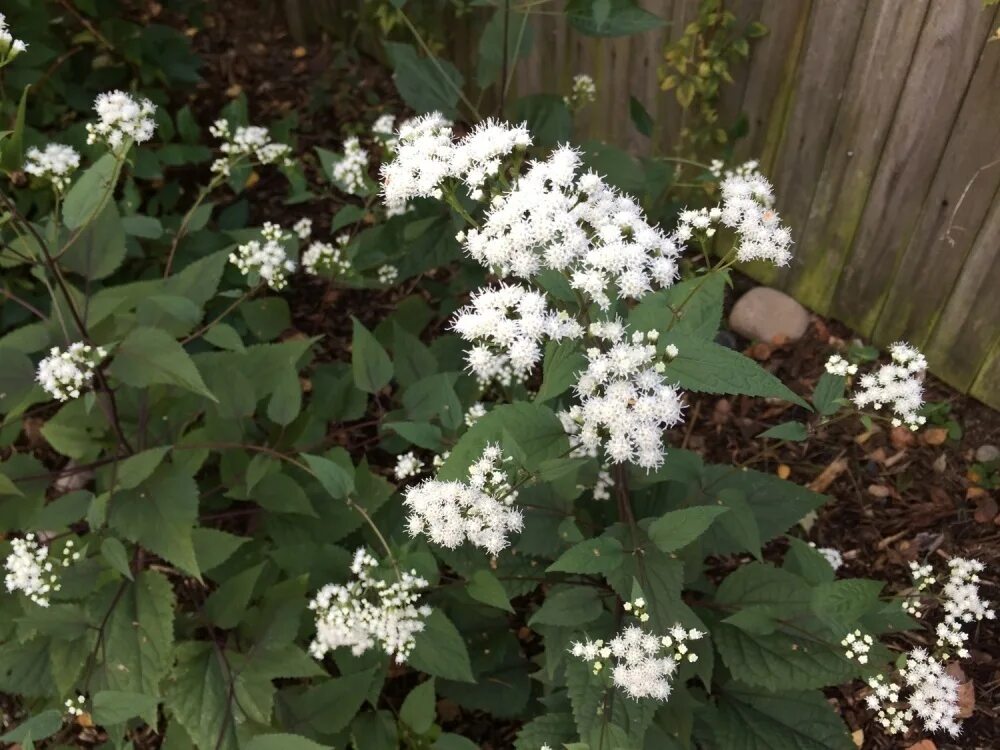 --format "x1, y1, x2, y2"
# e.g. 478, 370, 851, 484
729, 286, 810, 343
